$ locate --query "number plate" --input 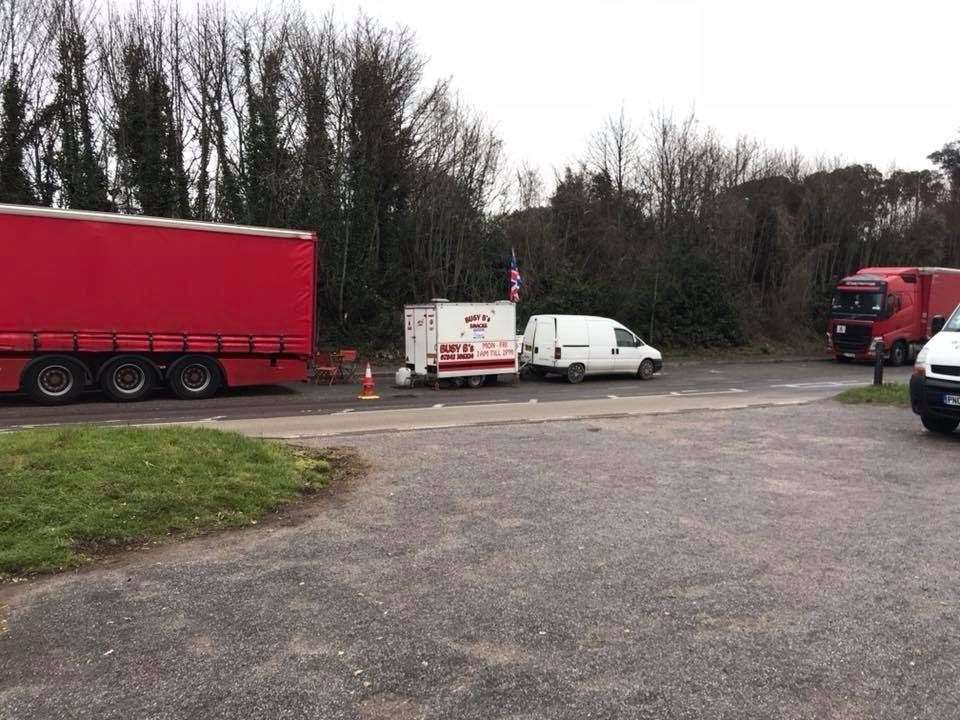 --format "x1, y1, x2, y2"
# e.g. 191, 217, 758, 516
835, 325, 846, 334
943, 395, 960, 407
